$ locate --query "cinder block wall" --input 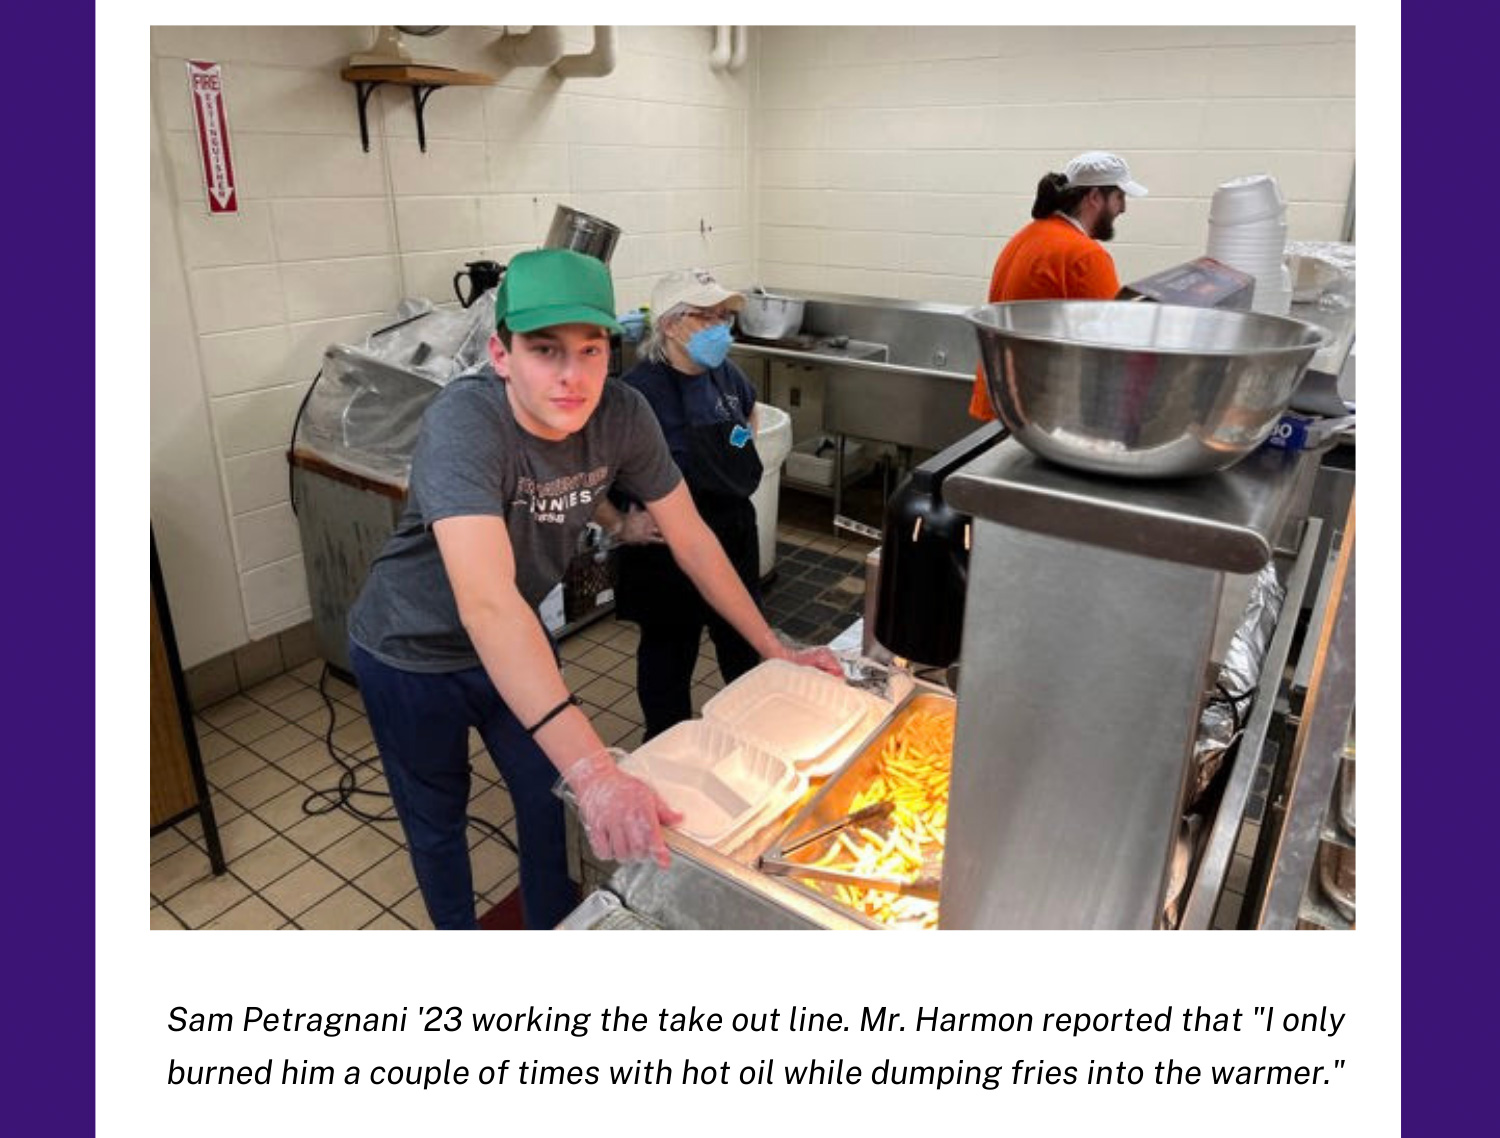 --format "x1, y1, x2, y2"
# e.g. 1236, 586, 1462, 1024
753, 26, 1354, 302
